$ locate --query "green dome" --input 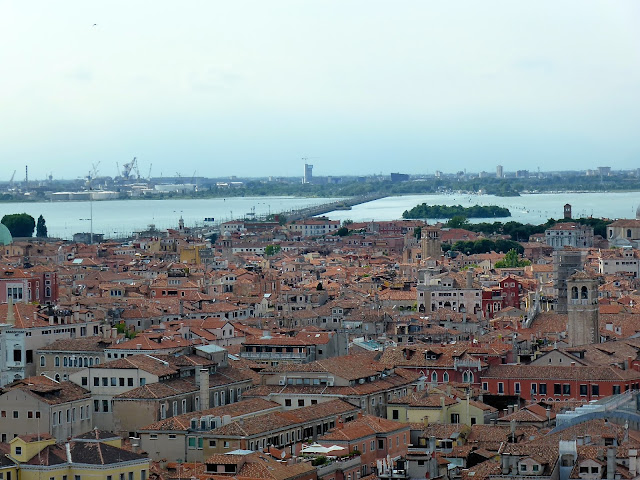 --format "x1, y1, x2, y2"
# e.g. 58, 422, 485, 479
0, 223, 12, 246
